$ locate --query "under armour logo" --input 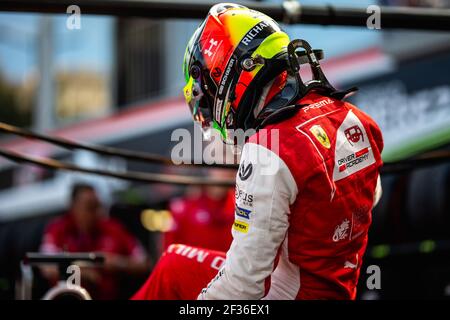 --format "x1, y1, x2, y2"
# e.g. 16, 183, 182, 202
238, 162, 253, 181
204, 38, 218, 57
